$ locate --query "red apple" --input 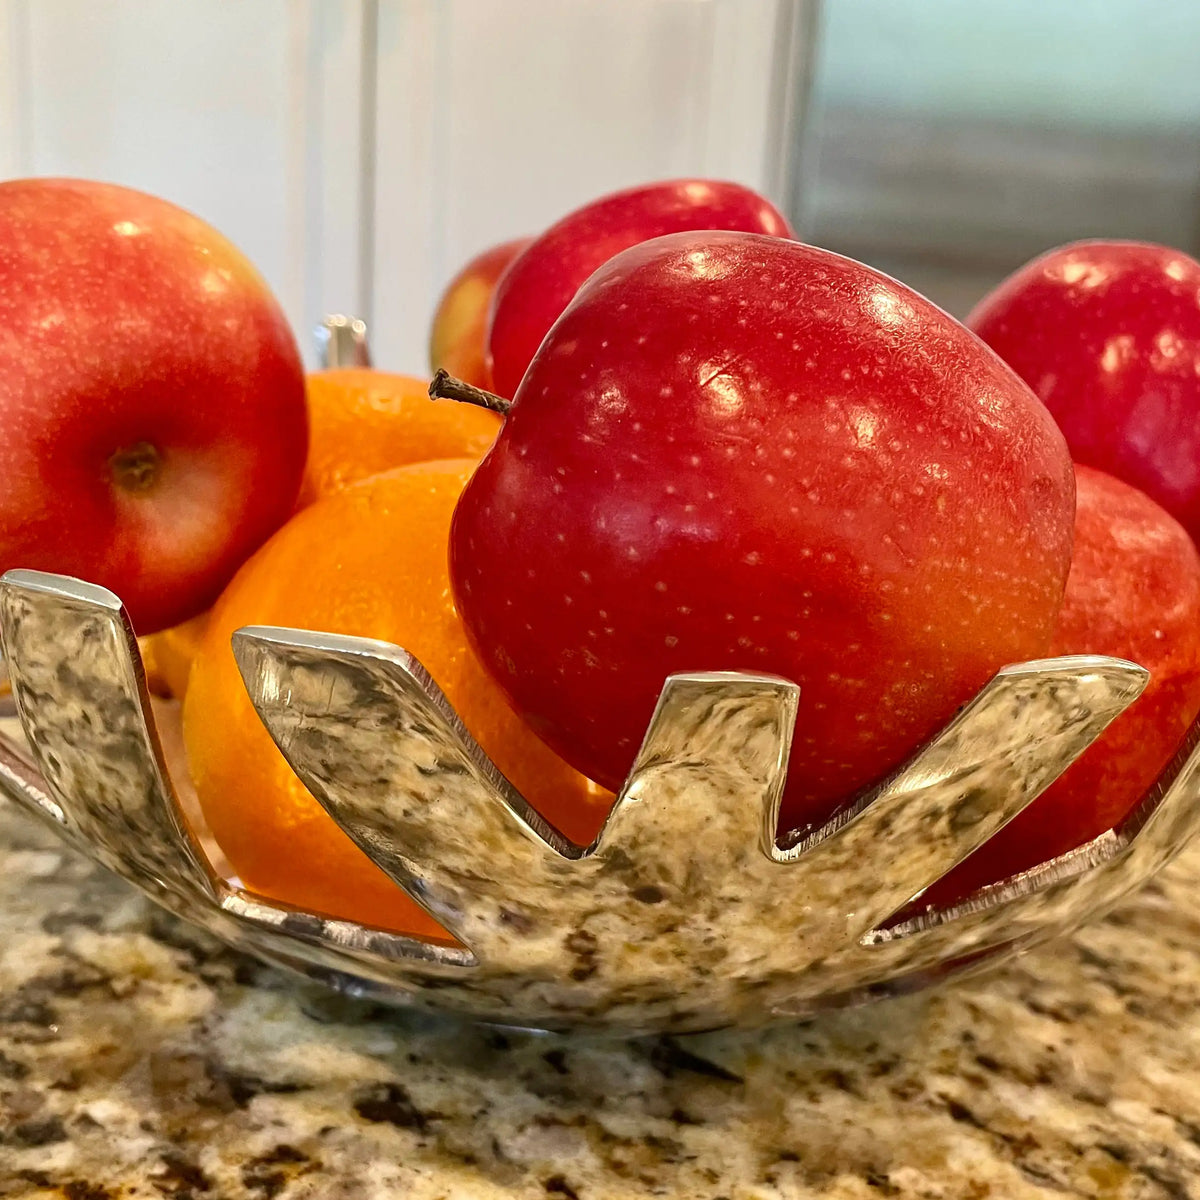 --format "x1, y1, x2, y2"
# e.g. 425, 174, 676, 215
429, 237, 531, 390
449, 231, 1076, 834
485, 179, 794, 399
921, 465, 1200, 906
0, 178, 307, 634
968, 240, 1200, 543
